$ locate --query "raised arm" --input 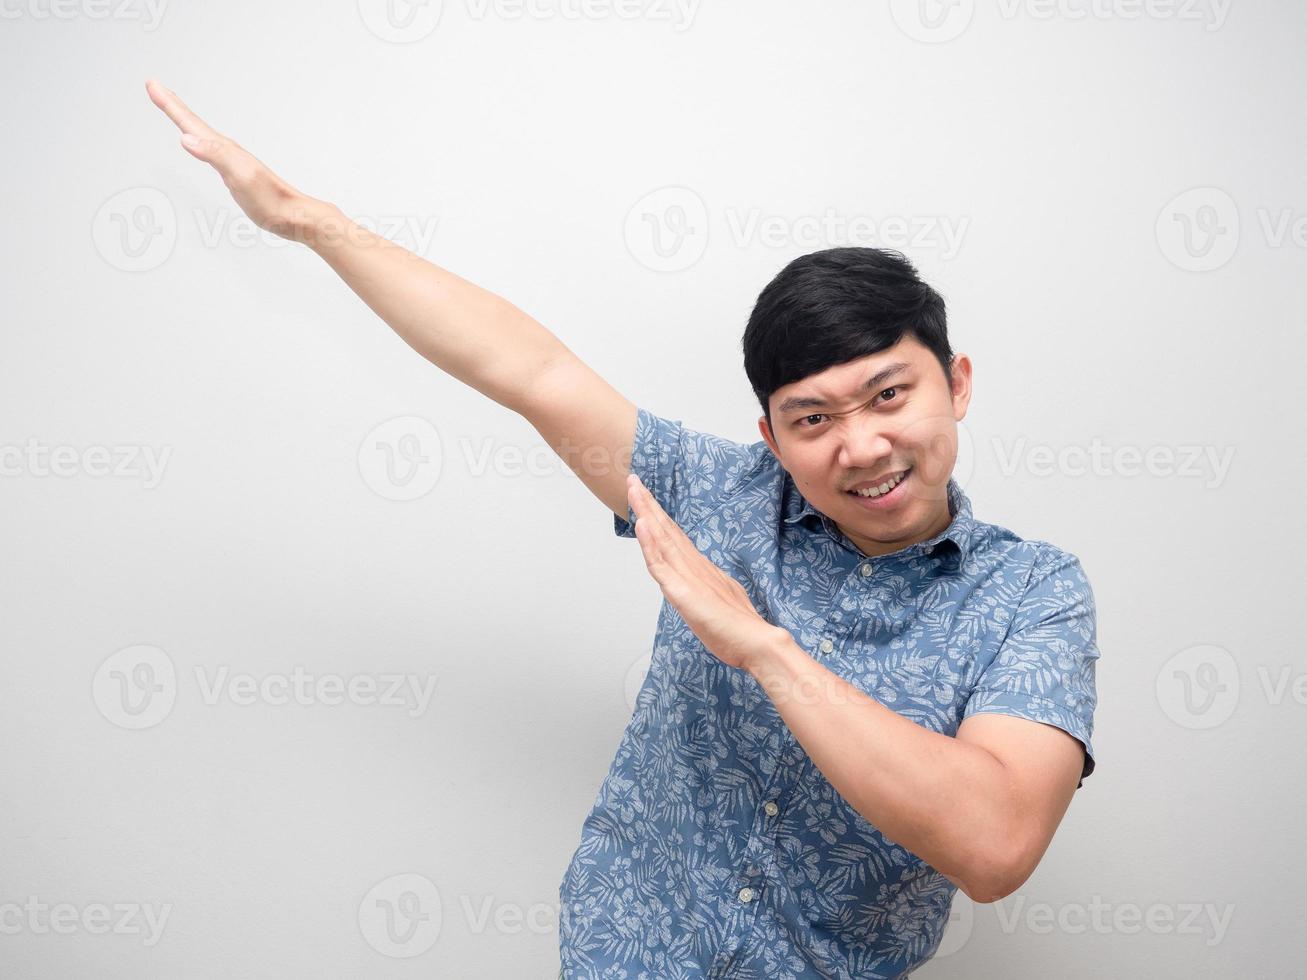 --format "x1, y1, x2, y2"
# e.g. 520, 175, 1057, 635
145, 79, 637, 520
